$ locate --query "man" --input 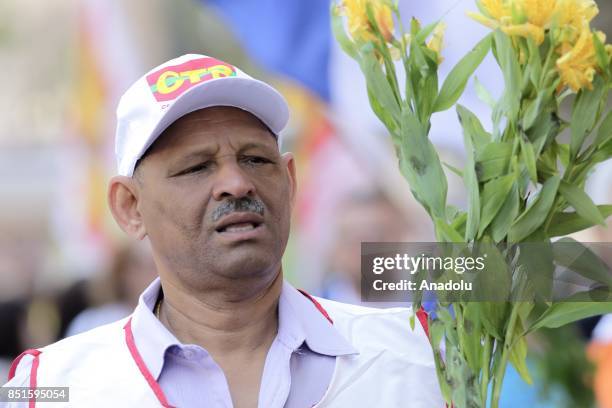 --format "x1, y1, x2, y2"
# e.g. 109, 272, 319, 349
4, 55, 442, 407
